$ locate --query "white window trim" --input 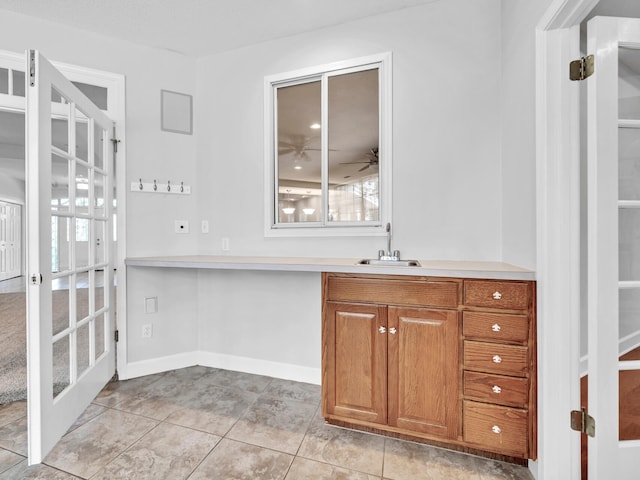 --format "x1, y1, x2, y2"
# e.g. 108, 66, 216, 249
263, 52, 392, 237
